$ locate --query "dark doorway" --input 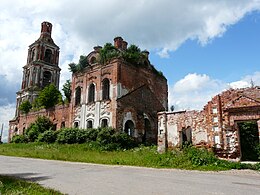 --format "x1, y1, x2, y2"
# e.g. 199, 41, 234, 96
238, 121, 259, 161
181, 127, 192, 146
124, 120, 134, 136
